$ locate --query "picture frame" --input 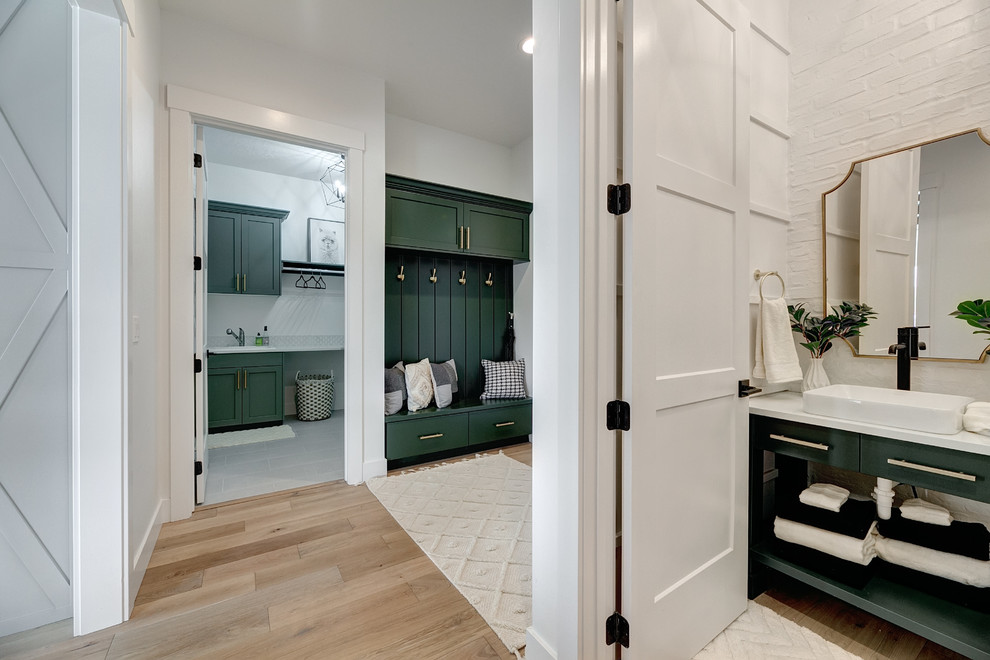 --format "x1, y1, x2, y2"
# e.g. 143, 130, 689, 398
307, 217, 345, 266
